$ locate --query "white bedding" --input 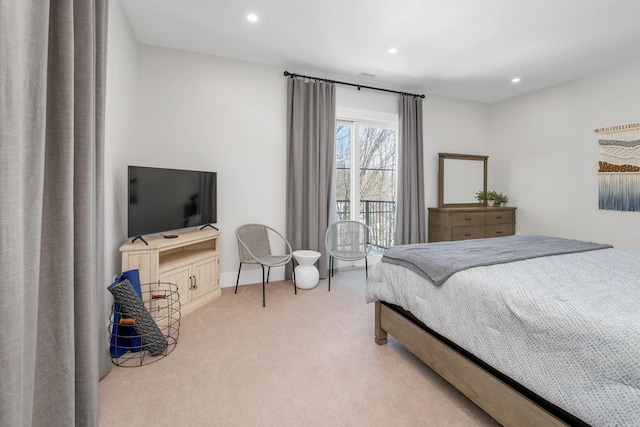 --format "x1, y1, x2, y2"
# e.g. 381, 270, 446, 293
366, 248, 640, 426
